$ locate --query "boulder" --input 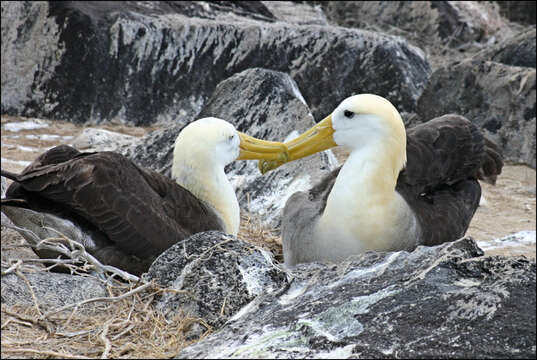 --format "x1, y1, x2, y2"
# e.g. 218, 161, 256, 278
262, 1, 327, 26
417, 59, 536, 168
124, 68, 339, 229
143, 231, 286, 339
473, 27, 536, 68
71, 127, 138, 152
177, 238, 536, 358
1, 271, 107, 309
1, 1, 430, 125
316, 1, 515, 48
